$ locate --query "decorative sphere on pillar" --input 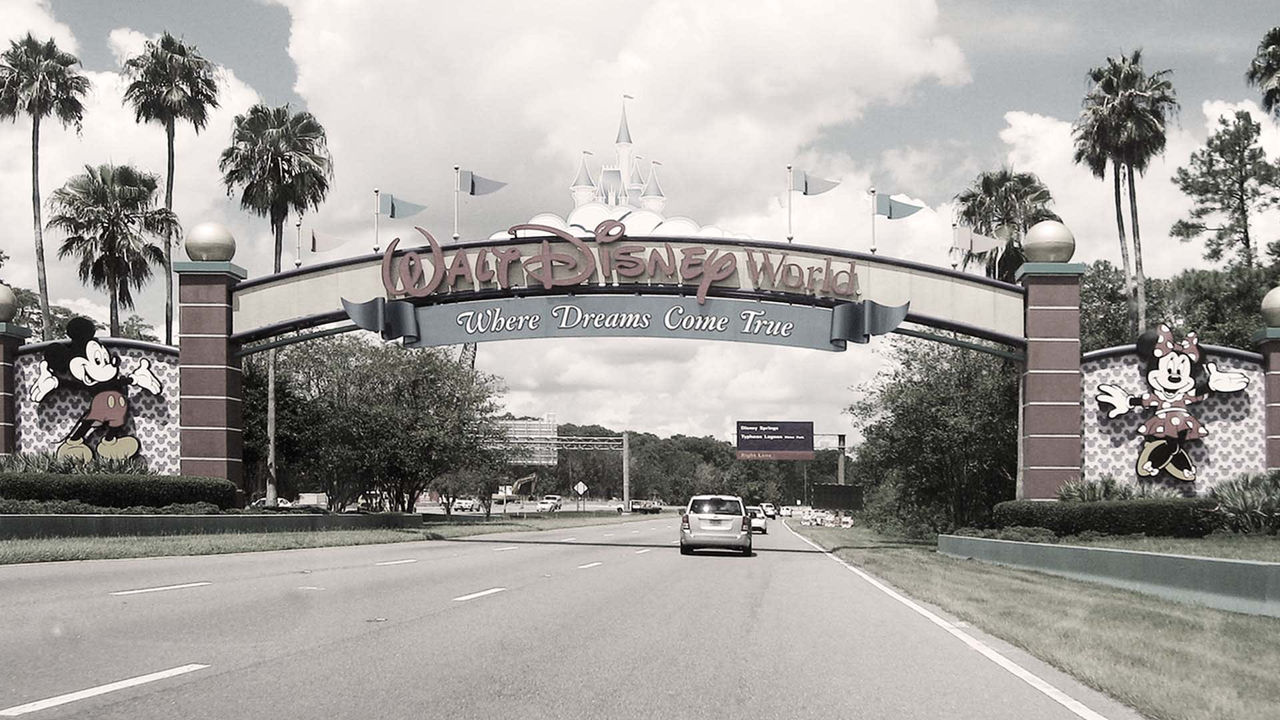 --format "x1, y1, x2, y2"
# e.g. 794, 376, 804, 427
185, 222, 237, 262
0, 283, 16, 323
1262, 286, 1280, 327
1023, 220, 1076, 263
